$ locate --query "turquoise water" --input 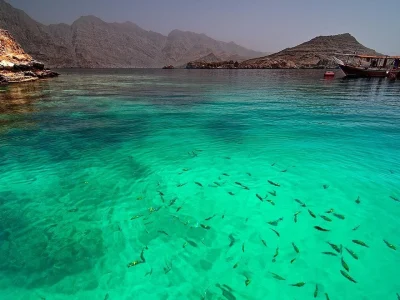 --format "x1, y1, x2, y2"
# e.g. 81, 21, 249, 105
0, 69, 399, 300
